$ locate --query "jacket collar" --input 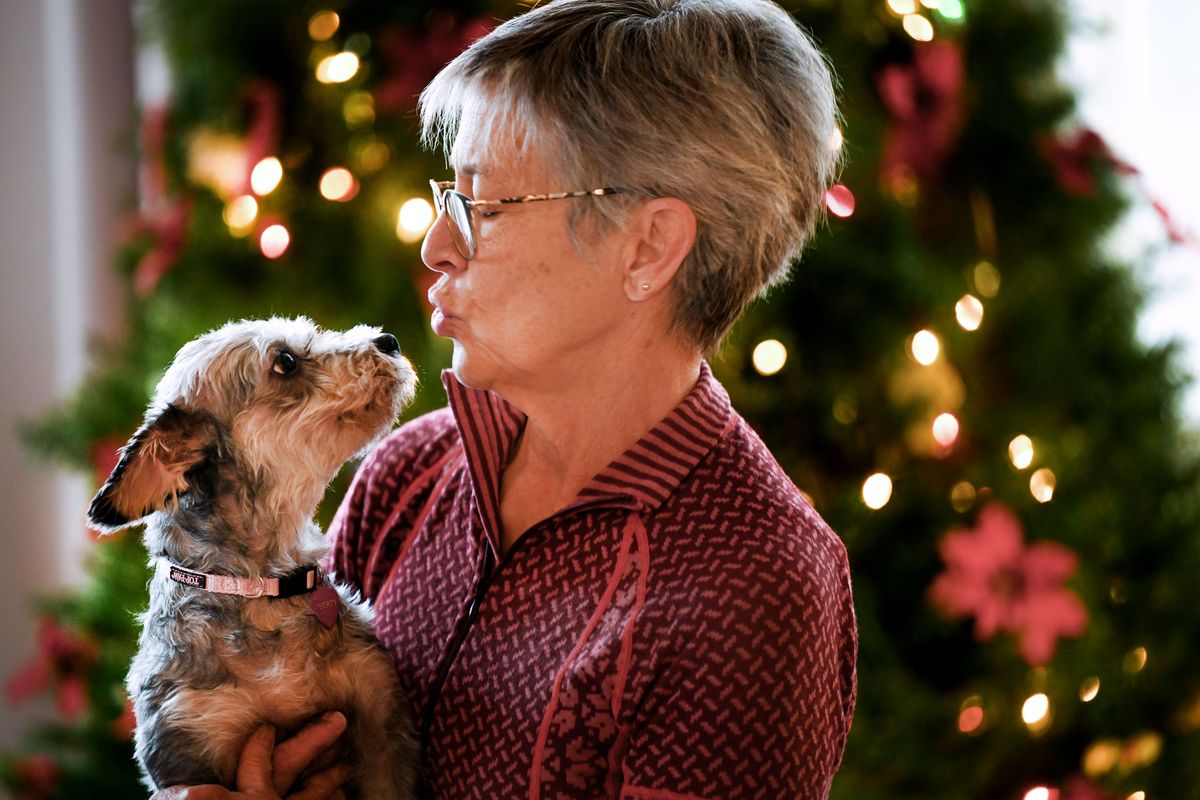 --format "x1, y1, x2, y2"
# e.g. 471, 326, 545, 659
442, 362, 733, 551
